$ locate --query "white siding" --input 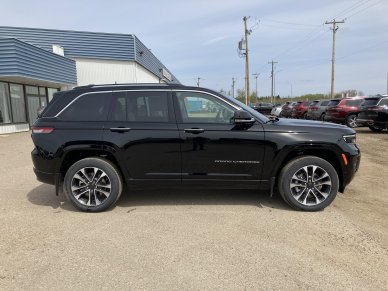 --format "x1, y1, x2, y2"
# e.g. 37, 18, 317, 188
135, 63, 160, 83
74, 58, 137, 85
0, 123, 29, 134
